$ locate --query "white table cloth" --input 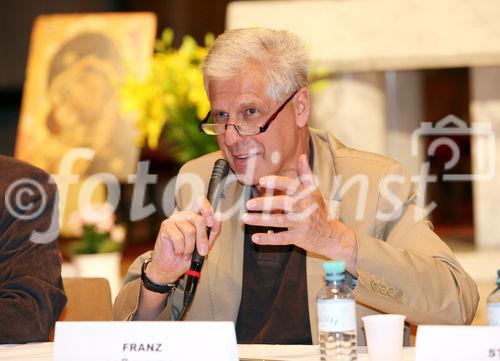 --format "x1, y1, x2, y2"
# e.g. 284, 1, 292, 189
0, 342, 416, 361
